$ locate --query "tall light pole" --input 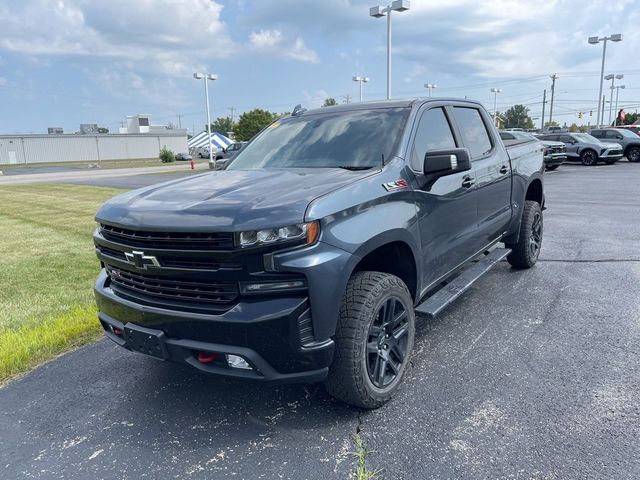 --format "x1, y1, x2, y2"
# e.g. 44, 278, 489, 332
369, 1, 410, 100
491, 88, 502, 127
193, 72, 218, 167
588, 33, 622, 128
548, 74, 558, 126
612, 84, 625, 126
424, 83, 437, 97
352, 76, 370, 102
604, 73, 623, 126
